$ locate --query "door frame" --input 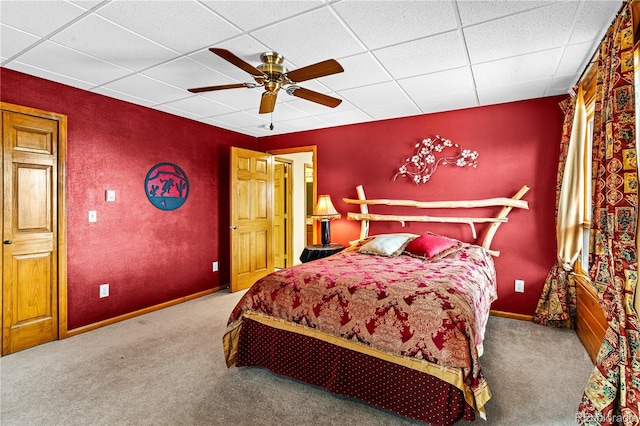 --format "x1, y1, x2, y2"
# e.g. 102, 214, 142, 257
267, 146, 317, 246
0, 102, 68, 343
274, 157, 294, 268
